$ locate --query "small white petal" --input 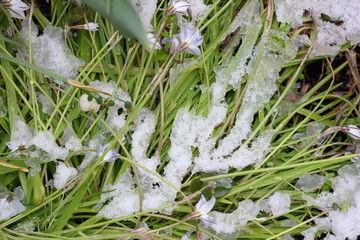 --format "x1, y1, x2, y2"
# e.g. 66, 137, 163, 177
185, 45, 201, 56
181, 230, 193, 240
346, 125, 360, 140
5, 0, 29, 19
103, 149, 120, 162
200, 196, 216, 214
168, 0, 190, 16
147, 33, 162, 50
201, 214, 216, 227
